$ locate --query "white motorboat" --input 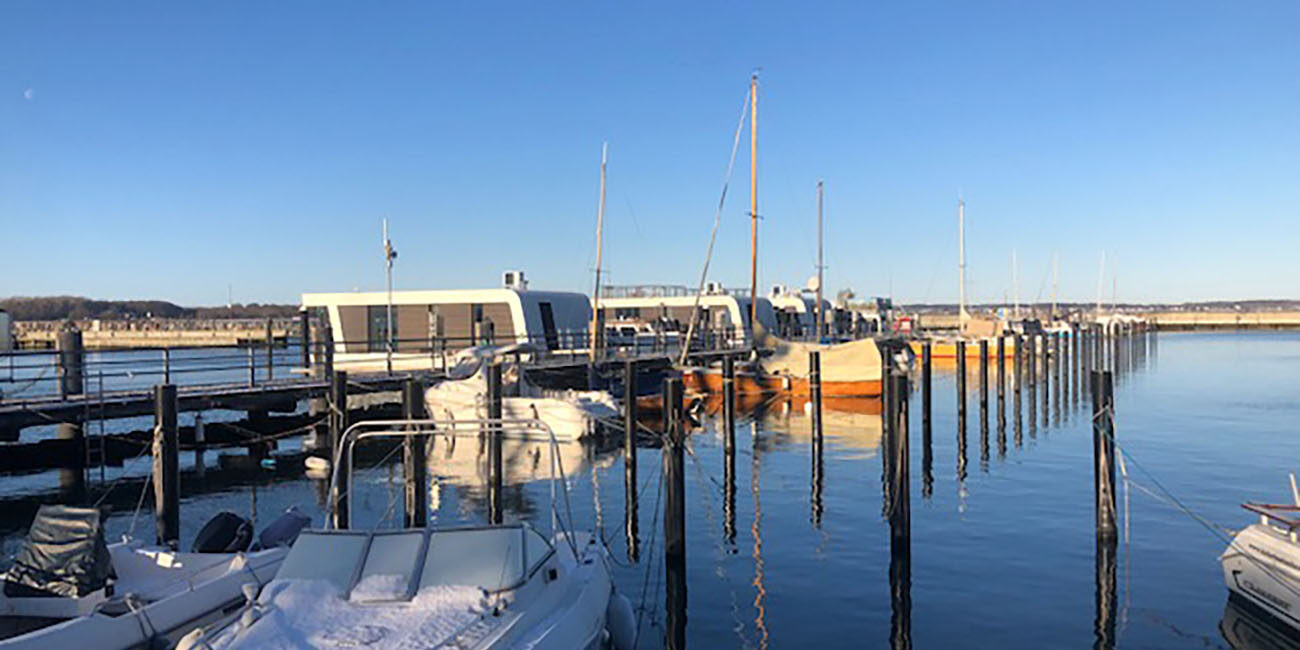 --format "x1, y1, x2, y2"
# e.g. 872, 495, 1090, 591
0, 506, 308, 649
425, 345, 619, 441
1220, 484, 1300, 633
179, 418, 635, 650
